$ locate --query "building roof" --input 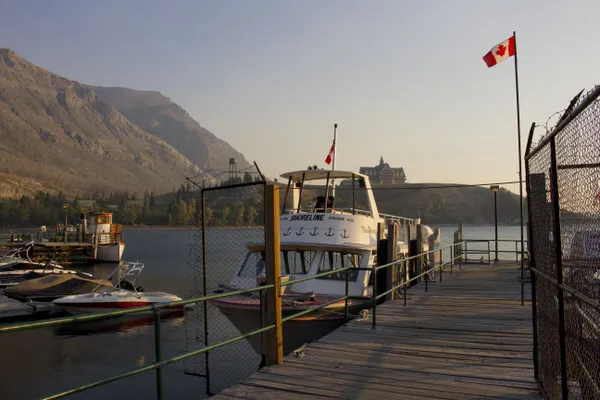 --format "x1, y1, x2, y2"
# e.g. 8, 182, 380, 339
280, 169, 367, 182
